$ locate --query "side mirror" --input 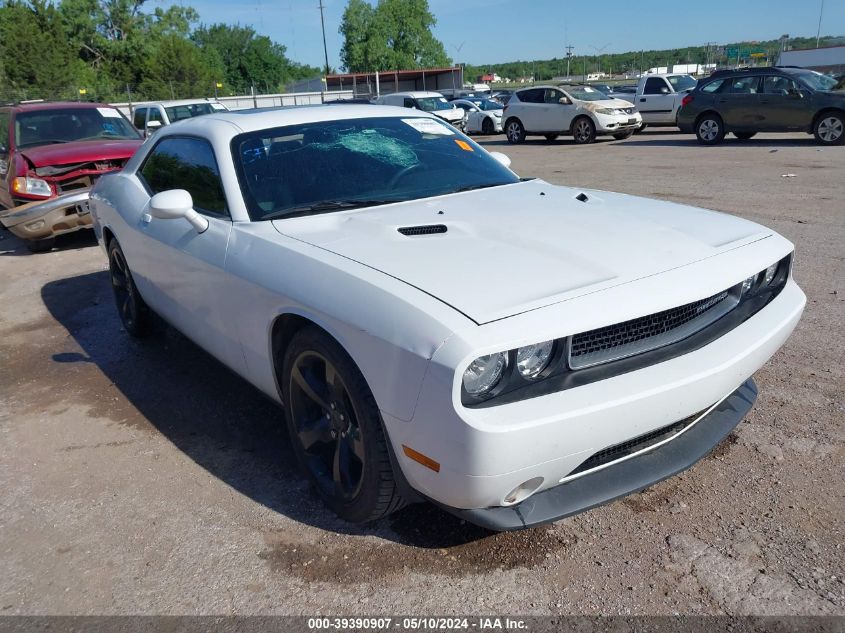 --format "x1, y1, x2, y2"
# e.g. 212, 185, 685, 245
146, 120, 162, 129
488, 151, 512, 169
149, 189, 208, 233
559, 96, 572, 105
